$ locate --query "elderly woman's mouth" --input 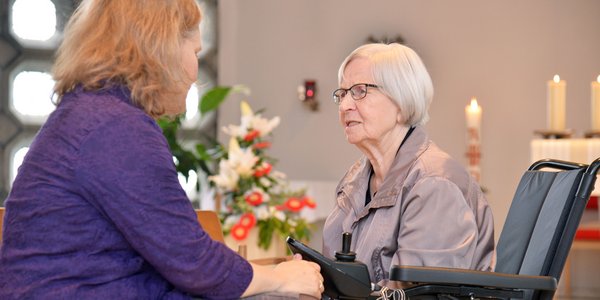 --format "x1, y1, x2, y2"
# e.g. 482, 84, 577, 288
346, 121, 361, 127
